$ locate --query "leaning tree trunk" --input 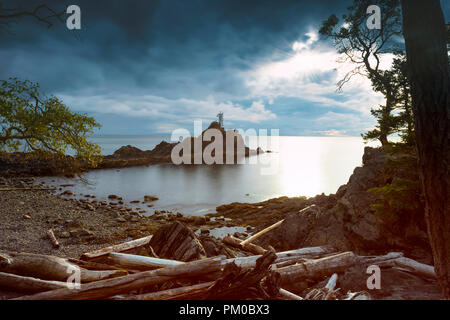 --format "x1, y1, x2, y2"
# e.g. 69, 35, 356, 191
401, 0, 450, 299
